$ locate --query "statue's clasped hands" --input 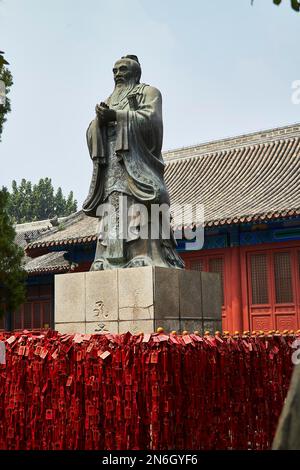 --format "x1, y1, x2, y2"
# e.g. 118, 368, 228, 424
96, 102, 116, 124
